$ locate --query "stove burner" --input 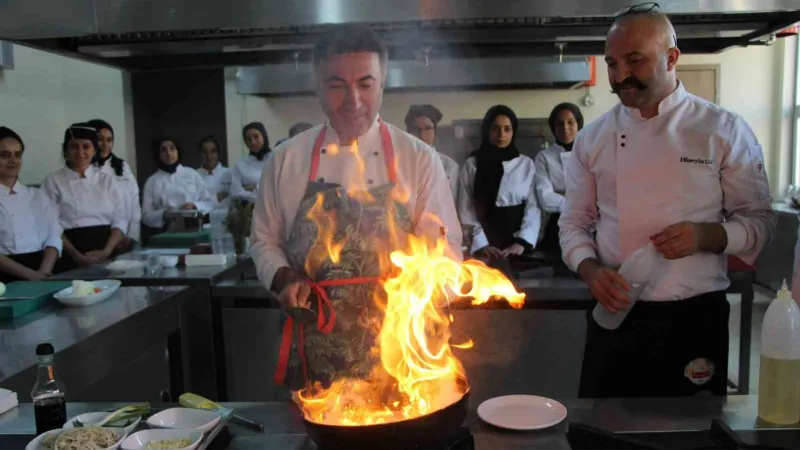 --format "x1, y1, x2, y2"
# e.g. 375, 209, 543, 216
313, 427, 474, 450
